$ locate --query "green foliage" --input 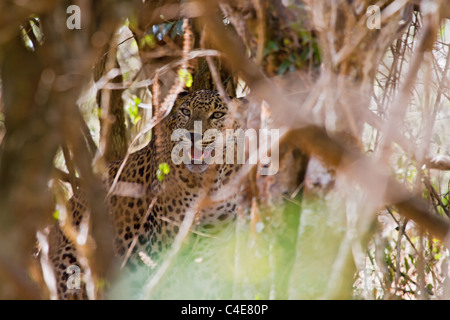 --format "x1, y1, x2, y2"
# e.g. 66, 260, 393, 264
52, 210, 59, 222
140, 33, 156, 49
263, 40, 279, 58
126, 96, 142, 125
178, 69, 193, 88
156, 162, 170, 182
262, 24, 321, 76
